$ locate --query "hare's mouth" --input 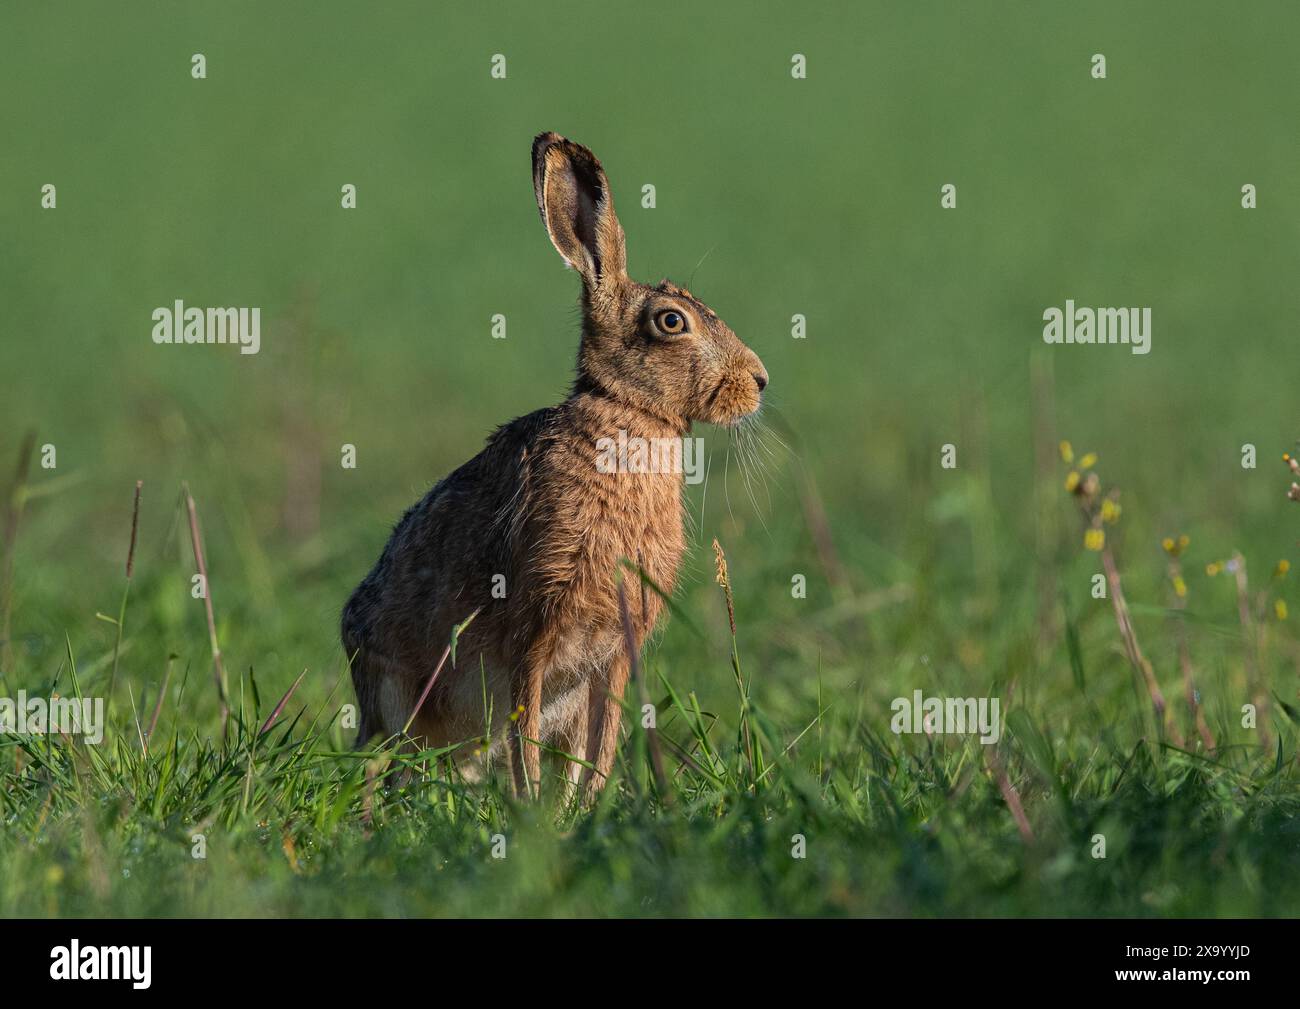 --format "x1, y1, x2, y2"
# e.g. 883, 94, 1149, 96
703, 377, 726, 414
697, 372, 763, 428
